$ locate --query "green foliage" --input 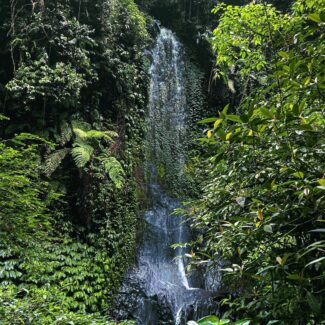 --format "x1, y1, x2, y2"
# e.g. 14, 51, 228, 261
185, 58, 209, 138
0, 285, 110, 325
5, 4, 95, 112
44, 120, 125, 188
183, 57, 213, 197
99, 155, 125, 189
188, 316, 250, 325
73, 128, 118, 141
43, 148, 71, 177
0, 0, 149, 323
0, 134, 58, 242
0, 133, 129, 321
6, 55, 86, 108
0, 225, 137, 322
111, 0, 148, 46
187, 1, 325, 323
211, 2, 284, 80
0, 132, 126, 321
71, 141, 95, 168
0, 286, 134, 324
